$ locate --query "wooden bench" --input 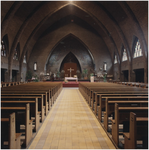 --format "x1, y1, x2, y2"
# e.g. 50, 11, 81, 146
1, 91, 49, 116
79, 83, 147, 105
1, 96, 40, 132
90, 88, 147, 107
113, 81, 148, 89
1, 103, 33, 147
1, 113, 22, 149
79, 82, 148, 148
111, 103, 148, 147
94, 93, 148, 119
1, 94, 46, 122
89, 89, 147, 112
1, 82, 62, 110
102, 96, 148, 131
122, 112, 148, 149
1, 82, 63, 149
1, 82, 24, 87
